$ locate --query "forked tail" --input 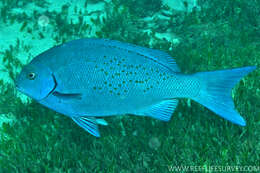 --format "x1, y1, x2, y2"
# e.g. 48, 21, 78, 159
193, 66, 256, 126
